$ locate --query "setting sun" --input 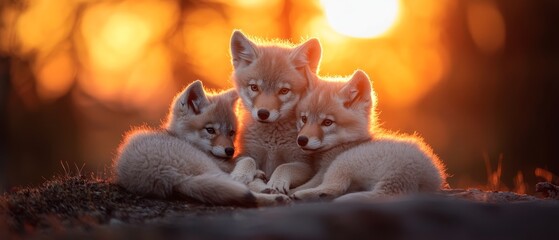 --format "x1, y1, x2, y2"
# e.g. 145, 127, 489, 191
320, 0, 400, 38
